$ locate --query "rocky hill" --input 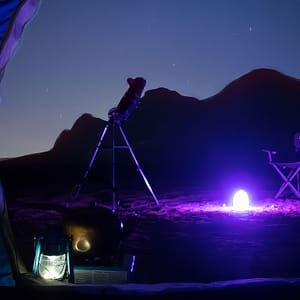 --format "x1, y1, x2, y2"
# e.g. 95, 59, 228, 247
1, 68, 300, 199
